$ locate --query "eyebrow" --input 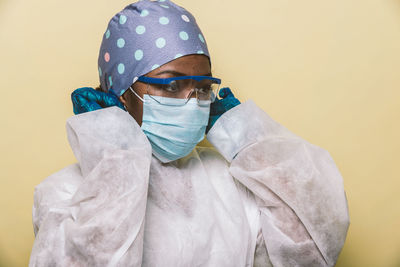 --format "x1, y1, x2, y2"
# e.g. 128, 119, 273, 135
154, 70, 212, 77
